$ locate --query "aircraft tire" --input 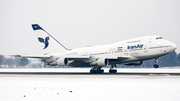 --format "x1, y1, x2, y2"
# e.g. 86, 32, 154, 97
90, 69, 104, 74
109, 69, 117, 73
153, 64, 159, 68
90, 70, 95, 73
